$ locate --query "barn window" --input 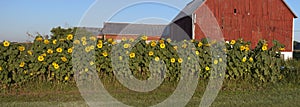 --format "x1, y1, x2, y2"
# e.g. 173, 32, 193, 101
234, 9, 237, 14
